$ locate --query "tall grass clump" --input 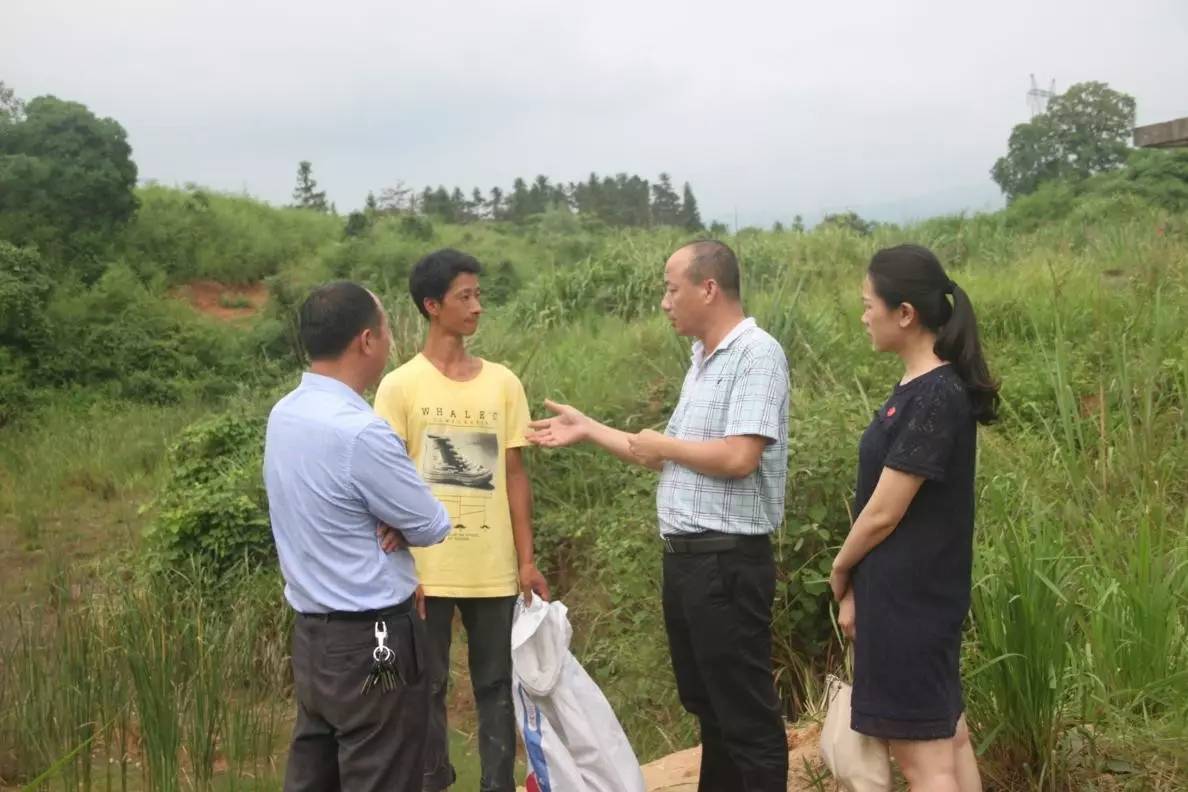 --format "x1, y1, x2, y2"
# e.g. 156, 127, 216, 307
0, 565, 292, 790
968, 518, 1078, 788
